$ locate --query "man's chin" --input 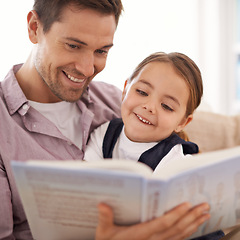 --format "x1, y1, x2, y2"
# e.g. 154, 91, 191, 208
53, 91, 84, 103
61, 94, 84, 103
